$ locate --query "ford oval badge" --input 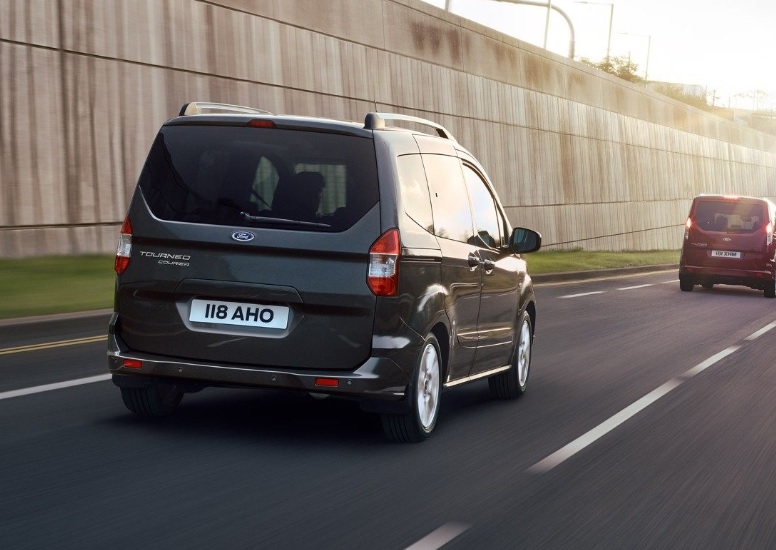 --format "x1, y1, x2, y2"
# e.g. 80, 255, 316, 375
231, 231, 255, 242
